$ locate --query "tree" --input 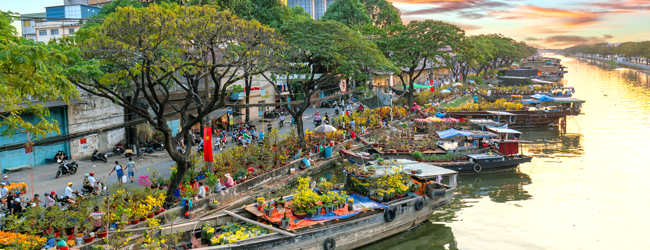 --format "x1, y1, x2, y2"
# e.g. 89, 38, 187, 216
375, 20, 465, 109
440, 36, 480, 82
359, 0, 401, 29
70, 4, 282, 207
265, 19, 395, 148
321, 0, 372, 28
0, 11, 80, 139
235, 0, 310, 29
